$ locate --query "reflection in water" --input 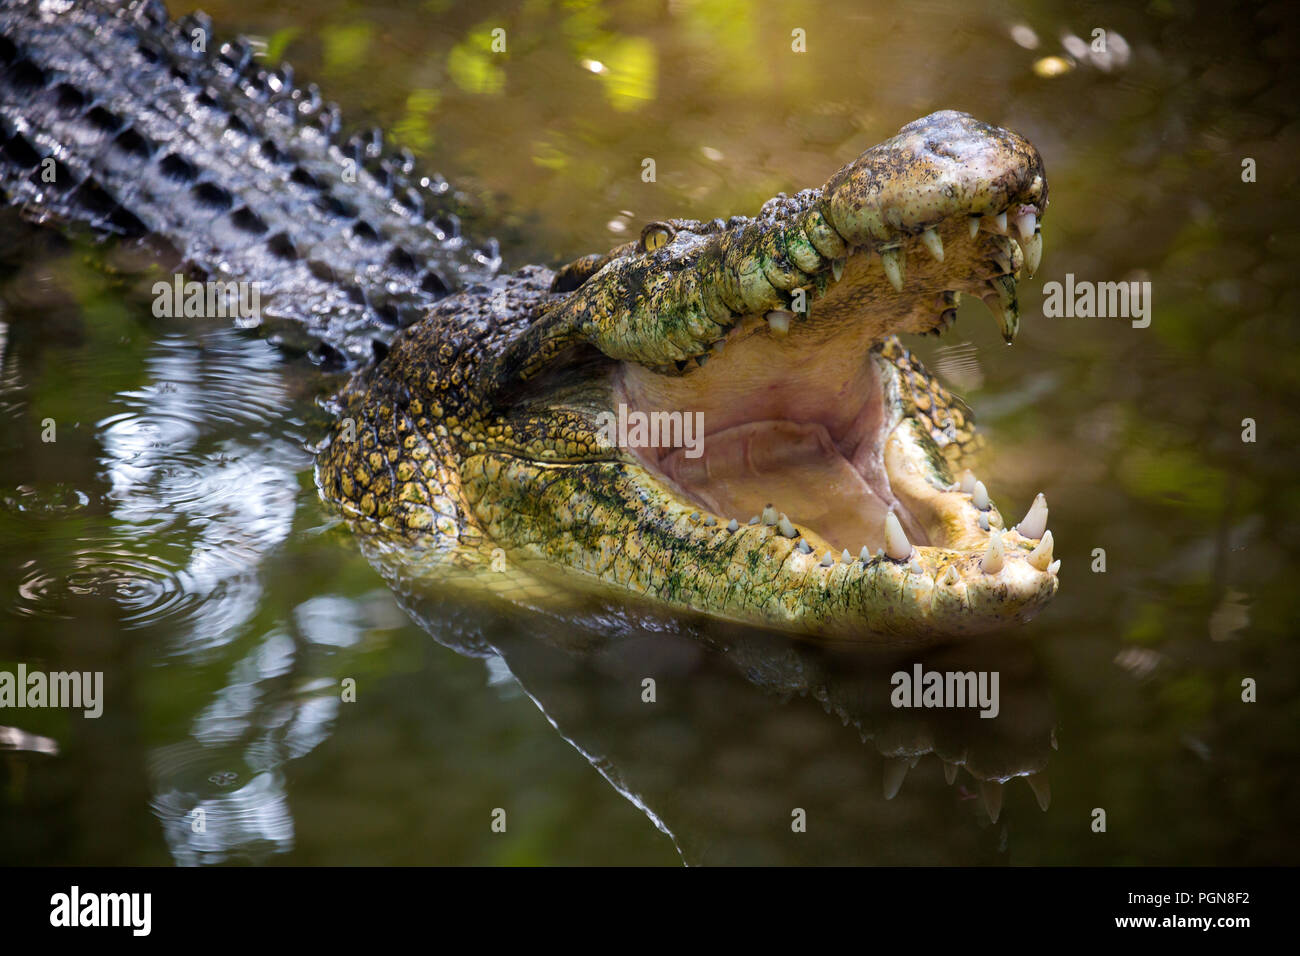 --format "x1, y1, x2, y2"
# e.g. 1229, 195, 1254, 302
12, 331, 308, 650
369, 551, 1057, 864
